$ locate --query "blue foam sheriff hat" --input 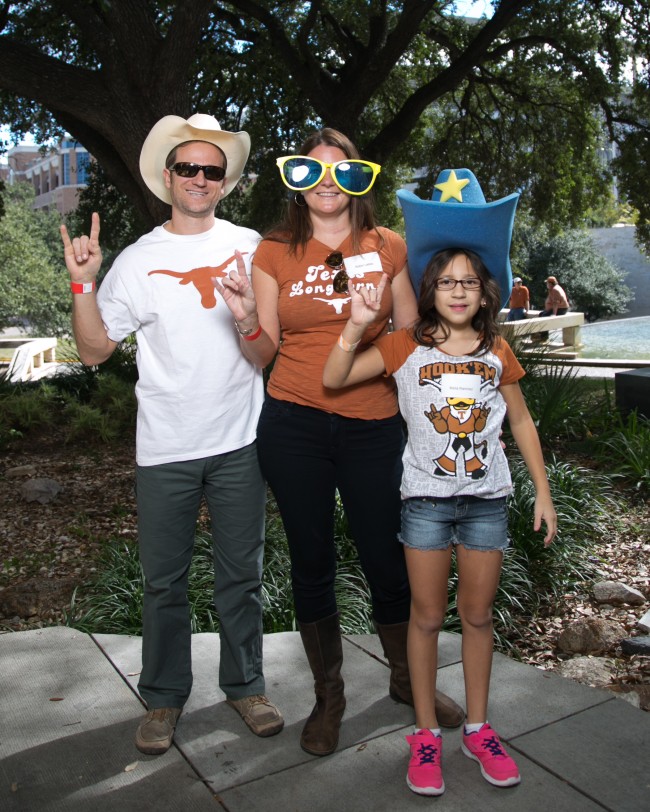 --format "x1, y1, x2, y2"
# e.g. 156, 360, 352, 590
397, 169, 519, 308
